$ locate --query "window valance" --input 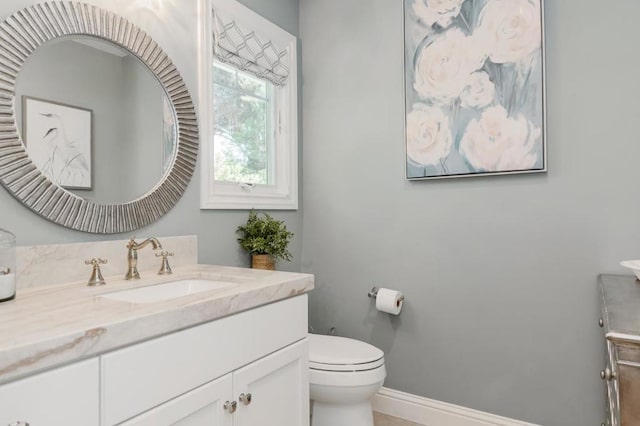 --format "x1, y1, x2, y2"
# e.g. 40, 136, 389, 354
213, 9, 290, 86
